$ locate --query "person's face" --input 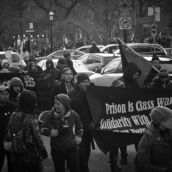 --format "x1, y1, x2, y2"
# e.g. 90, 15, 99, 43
63, 69, 73, 82
58, 63, 66, 69
78, 79, 90, 91
46, 62, 52, 69
13, 86, 21, 94
65, 54, 70, 60
152, 60, 160, 70
0, 90, 9, 101
54, 99, 65, 116
3, 63, 9, 69
132, 72, 140, 81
